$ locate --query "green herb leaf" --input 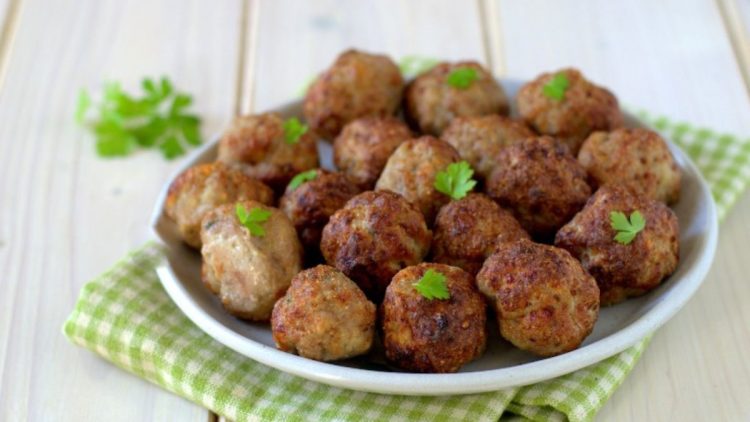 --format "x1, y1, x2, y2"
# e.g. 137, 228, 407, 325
288, 169, 318, 191
446, 67, 479, 89
398, 56, 439, 78
434, 161, 477, 200
283, 117, 308, 144
413, 269, 450, 300
610, 210, 646, 245
542, 73, 570, 101
76, 76, 203, 159
236, 203, 272, 237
